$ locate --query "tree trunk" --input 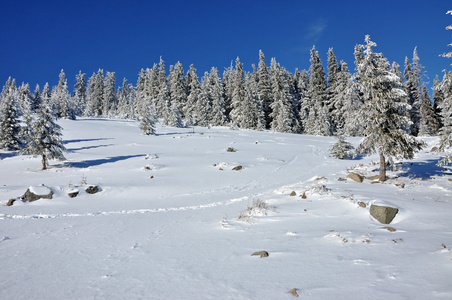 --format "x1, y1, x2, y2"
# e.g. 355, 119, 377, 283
42, 154, 47, 170
379, 151, 386, 182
